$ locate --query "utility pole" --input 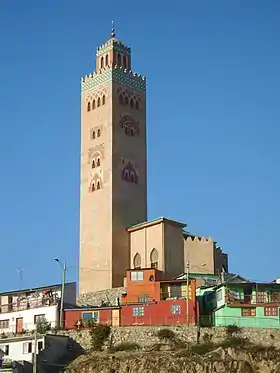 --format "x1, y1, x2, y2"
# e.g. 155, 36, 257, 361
186, 260, 190, 326
32, 325, 38, 373
54, 259, 67, 329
